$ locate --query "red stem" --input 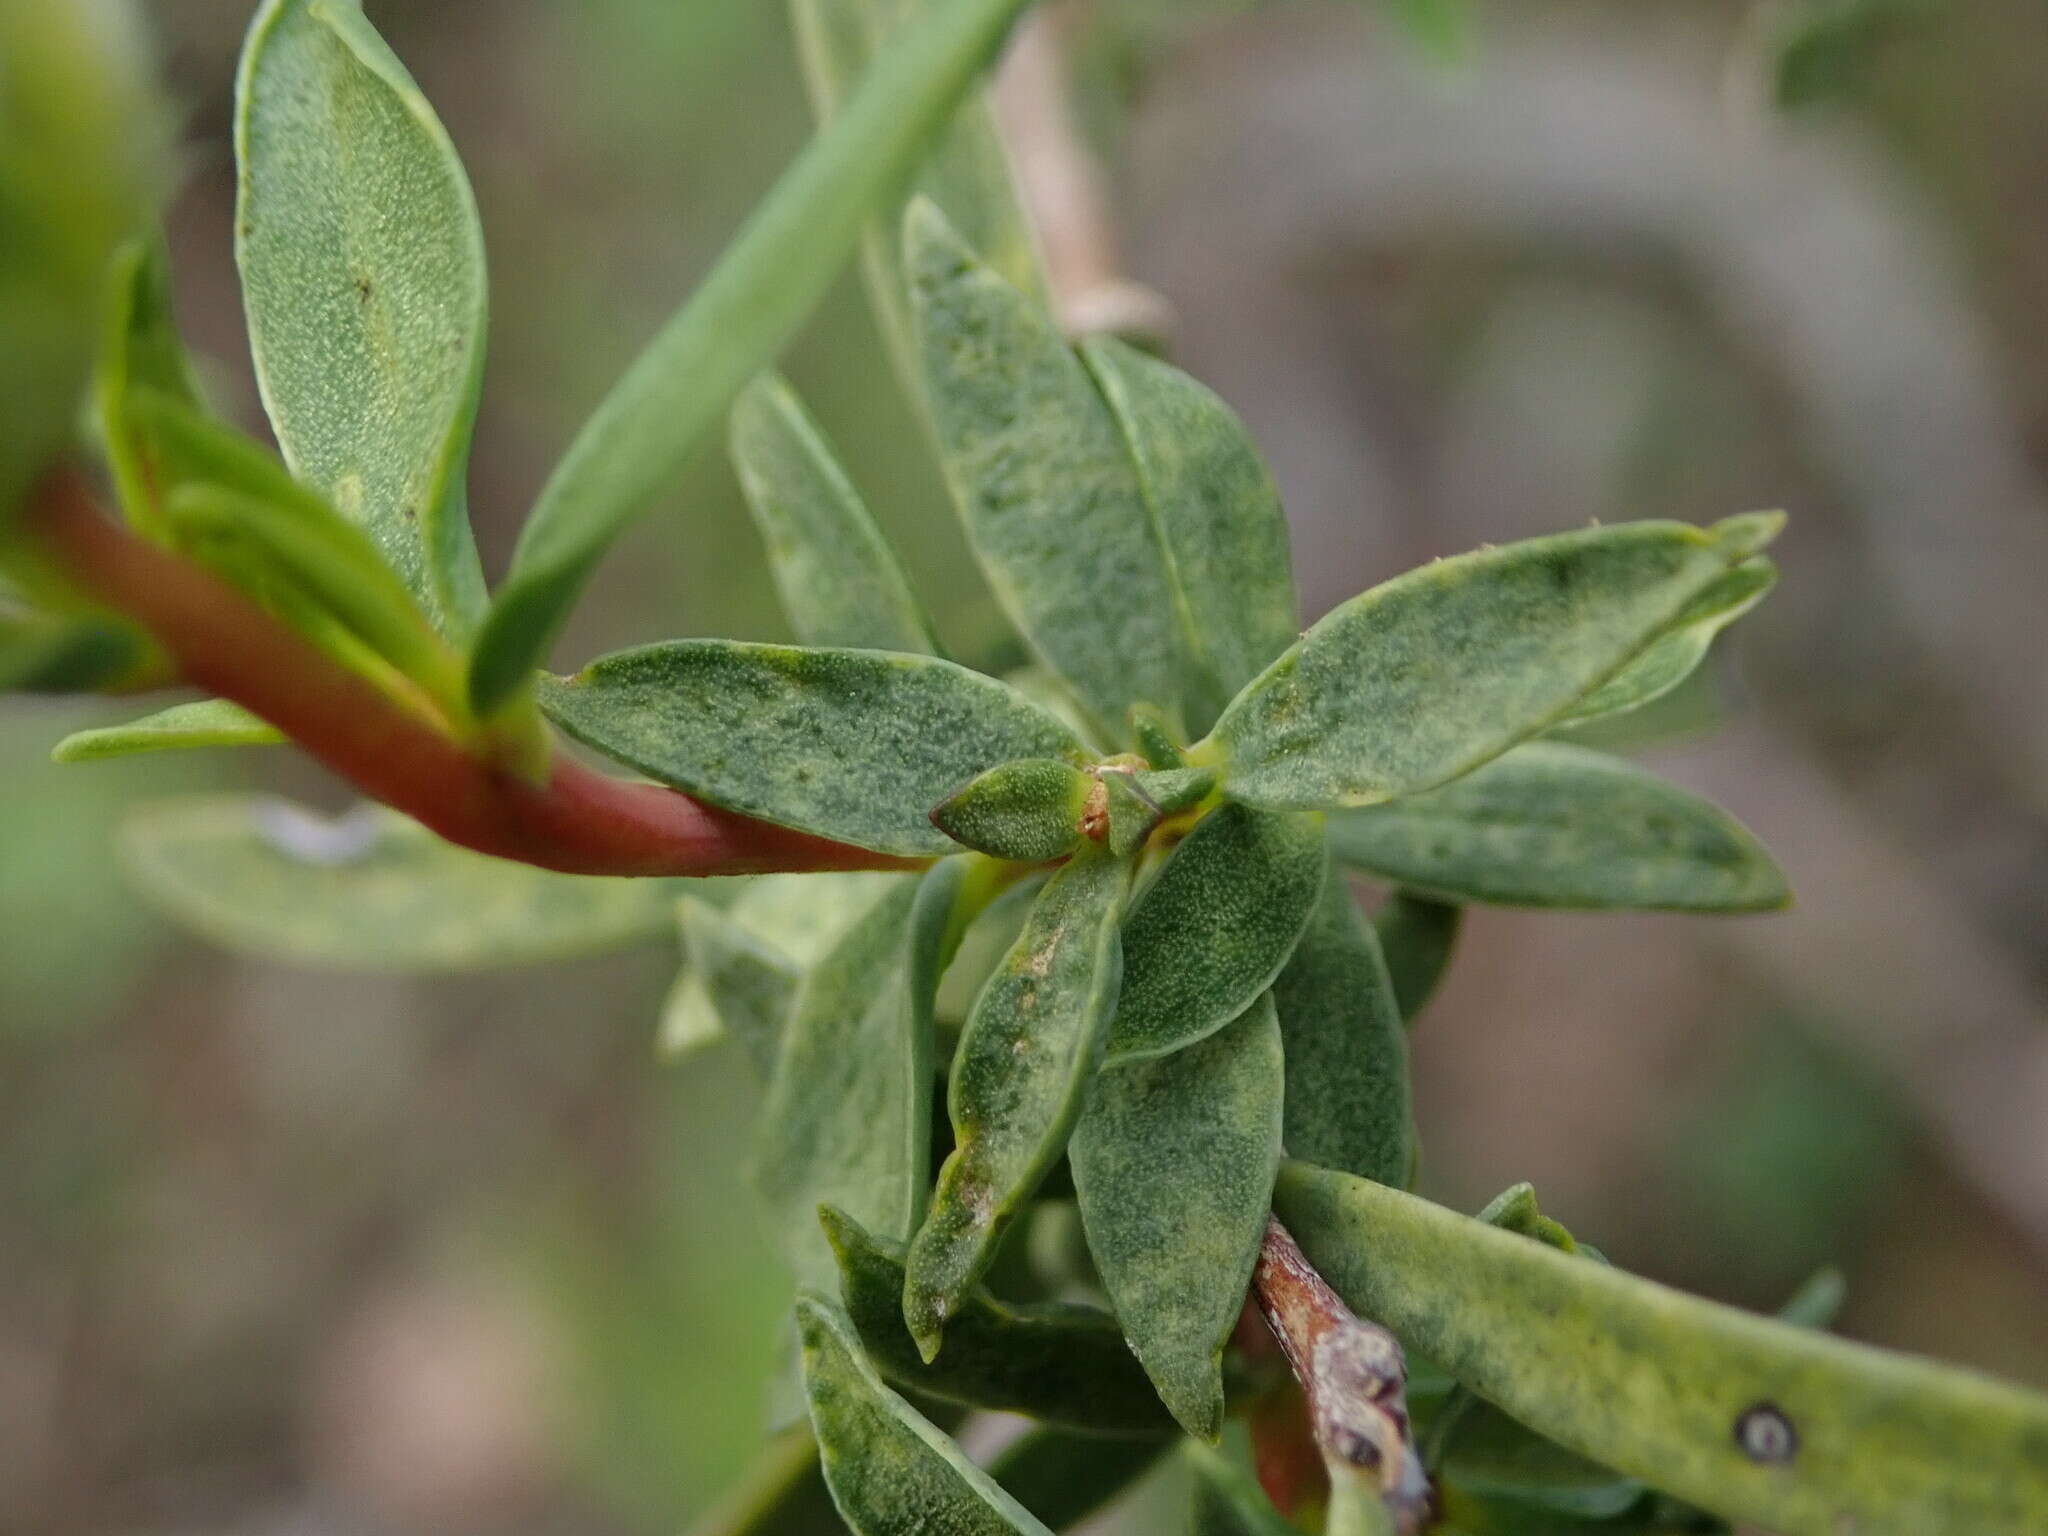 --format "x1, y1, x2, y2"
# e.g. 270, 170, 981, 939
24, 466, 927, 879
